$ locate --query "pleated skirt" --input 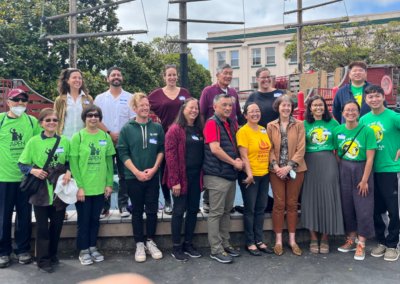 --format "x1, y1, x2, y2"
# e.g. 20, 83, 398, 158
301, 151, 345, 235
